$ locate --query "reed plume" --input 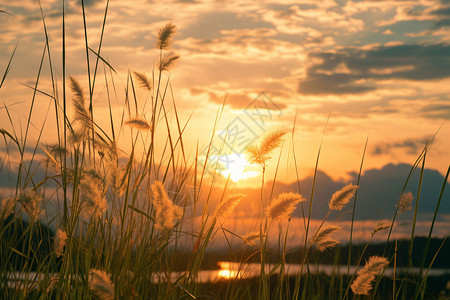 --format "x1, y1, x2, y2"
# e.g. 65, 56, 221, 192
70, 76, 92, 139
156, 22, 176, 50
246, 129, 286, 168
18, 189, 43, 221
151, 181, 183, 230
133, 71, 152, 91
79, 179, 107, 220
213, 194, 246, 220
329, 183, 358, 210
351, 256, 389, 295
372, 221, 389, 236
397, 191, 413, 211
124, 117, 152, 131
242, 231, 262, 245
0, 197, 15, 218
265, 192, 306, 221
54, 228, 68, 257
158, 54, 179, 71
310, 225, 341, 252
89, 269, 115, 300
